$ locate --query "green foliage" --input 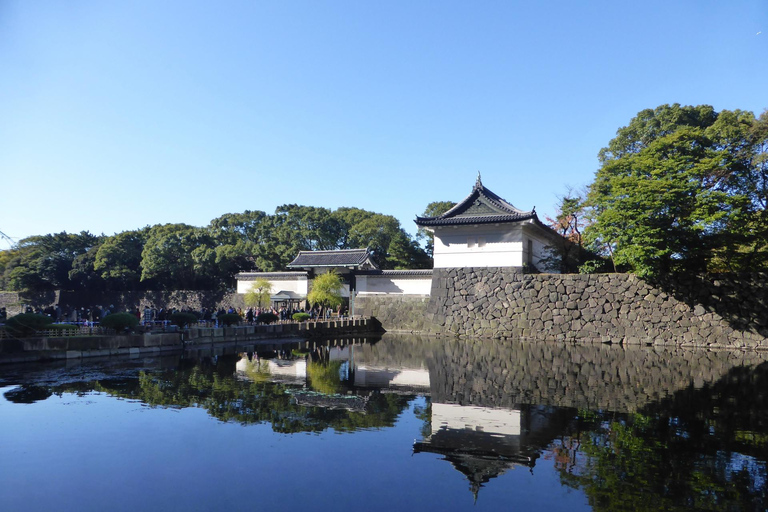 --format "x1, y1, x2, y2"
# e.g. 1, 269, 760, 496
5, 313, 52, 337
100, 312, 140, 332
417, 201, 456, 258
217, 313, 241, 326
169, 312, 198, 328
307, 271, 343, 311
292, 312, 310, 322
1, 231, 102, 292
93, 229, 147, 290
542, 192, 590, 273
256, 312, 278, 324
244, 278, 272, 308
307, 360, 343, 395
0, 201, 430, 293
586, 104, 768, 278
